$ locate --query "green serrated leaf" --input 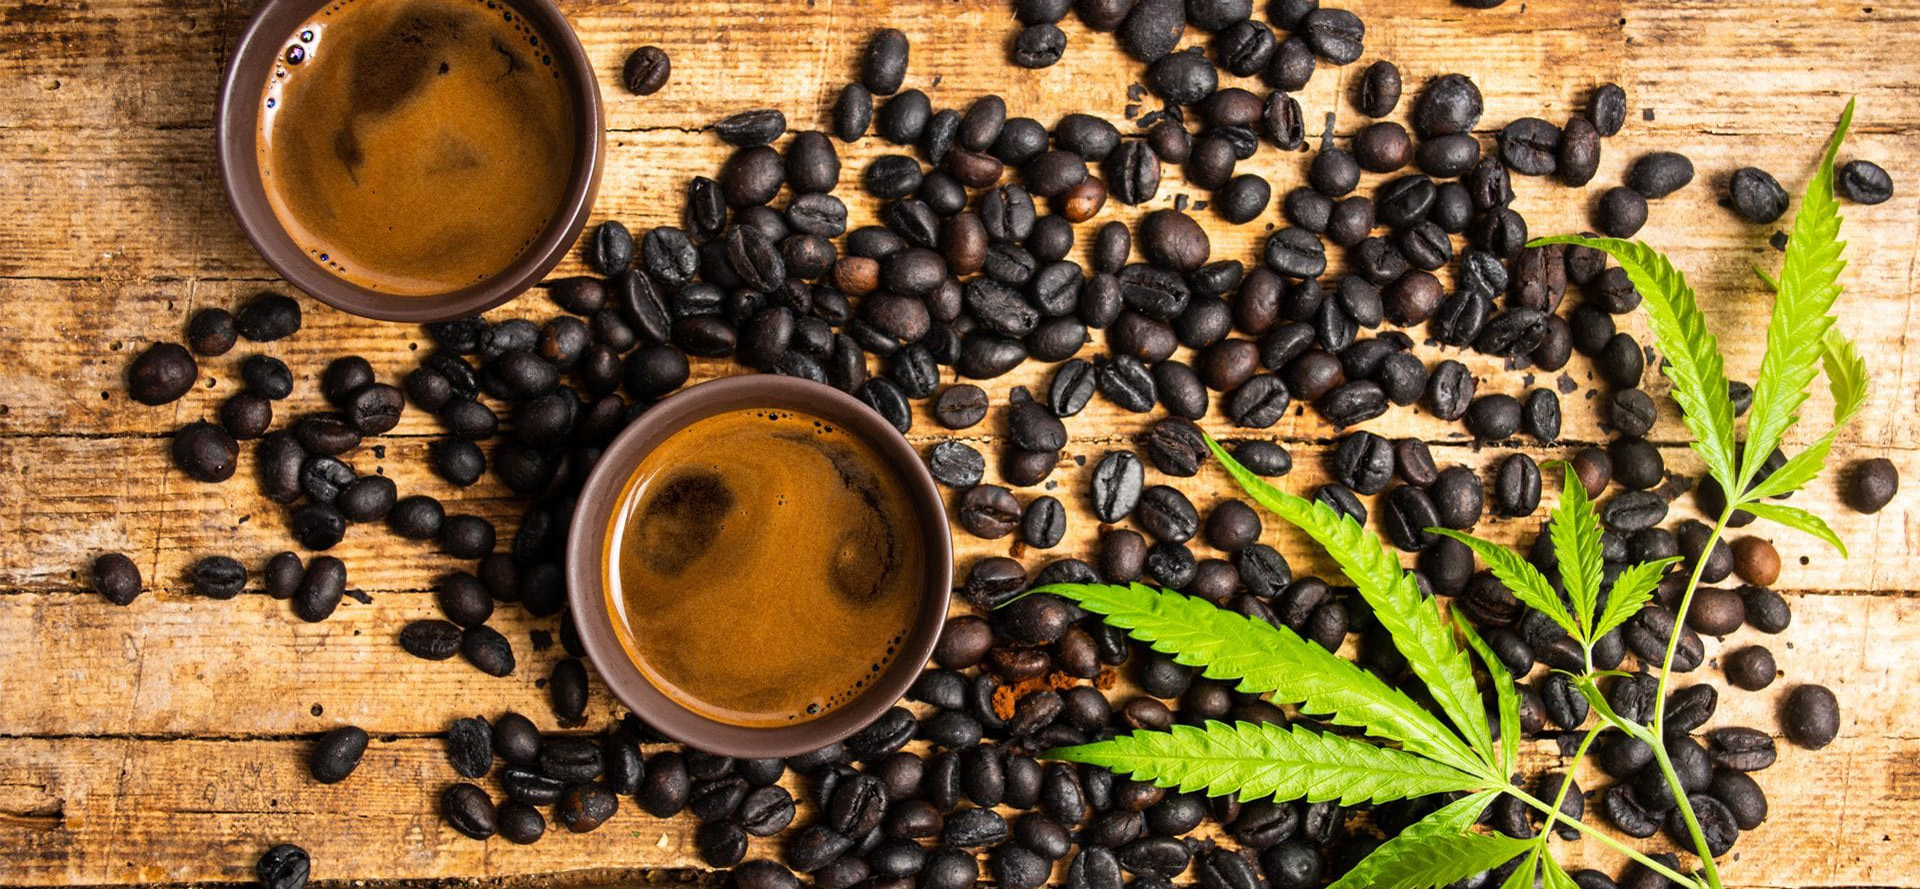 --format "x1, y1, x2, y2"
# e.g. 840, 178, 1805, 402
1431, 529, 1578, 641
1742, 99, 1855, 494
1499, 849, 1541, 889
1547, 462, 1603, 643
1030, 582, 1485, 775
1592, 558, 1682, 641
1741, 501, 1849, 557
1746, 329, 1870, 502
1531, 235, 1739, 492
1208, 436, 1496, 773
1048, 721, 1490, 806
1325, 791, 1527, 889
1456, 615, 1520, 775
1541, 853, 1581, 889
